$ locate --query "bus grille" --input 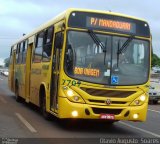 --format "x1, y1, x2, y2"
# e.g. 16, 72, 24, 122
88, 99, 126, 104
81, 87, 135, 98
92, 107, 122, 115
